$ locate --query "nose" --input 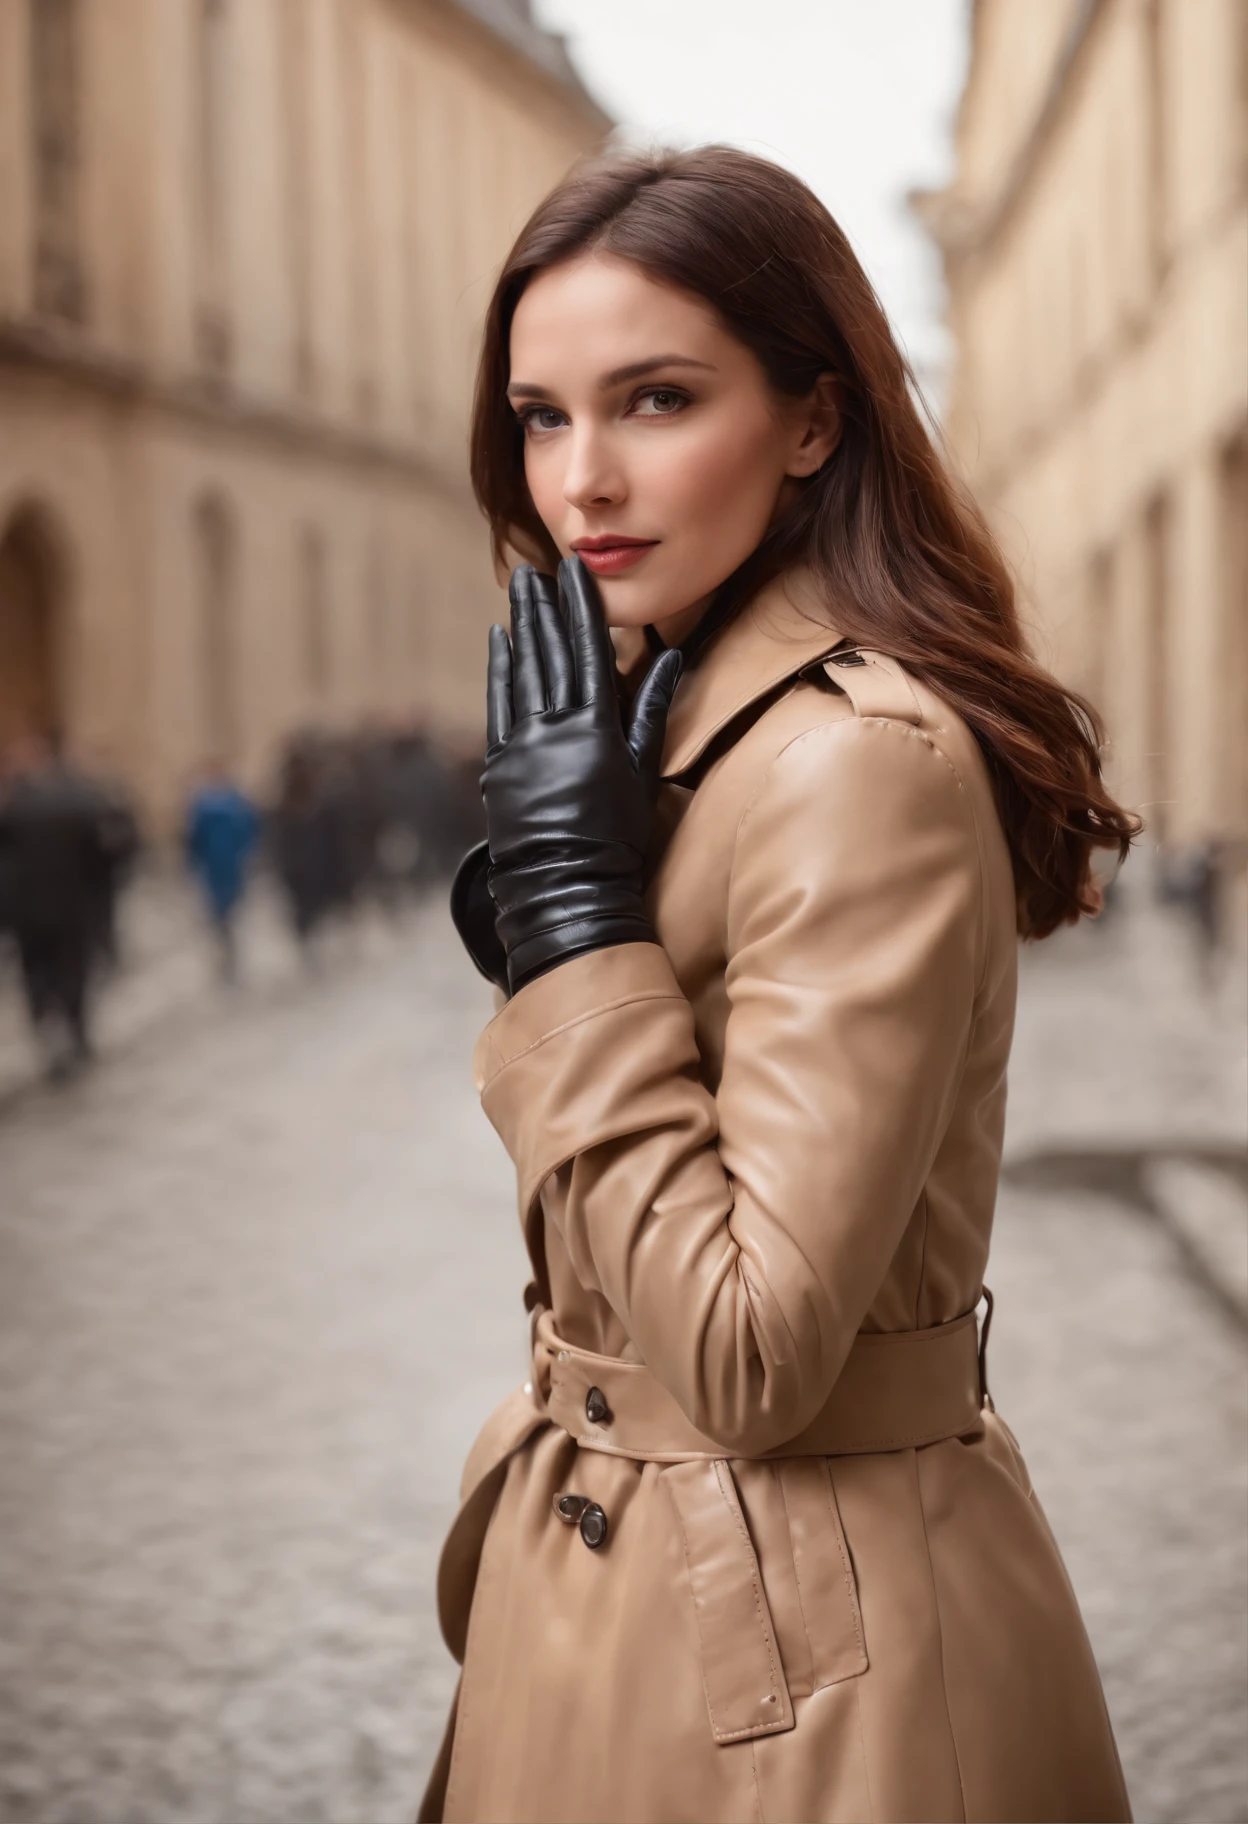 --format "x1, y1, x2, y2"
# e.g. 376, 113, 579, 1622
561, 423, 625, 512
